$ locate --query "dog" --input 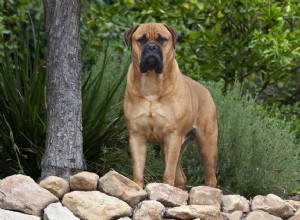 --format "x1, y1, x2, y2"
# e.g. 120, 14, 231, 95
123, 23, 218, 189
